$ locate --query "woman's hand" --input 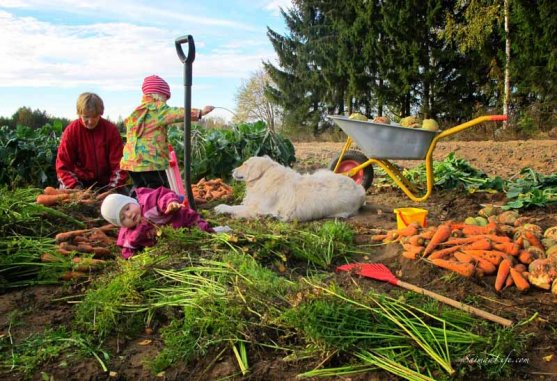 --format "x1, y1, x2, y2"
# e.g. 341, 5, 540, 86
165, 201, 183, 214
